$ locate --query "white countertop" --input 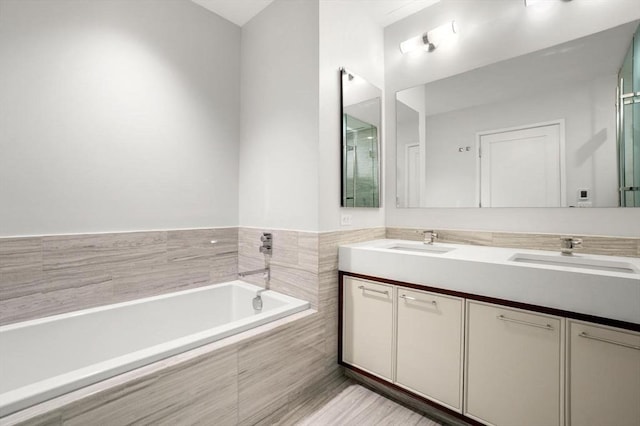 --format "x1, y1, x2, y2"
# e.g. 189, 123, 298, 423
339, 239, 640, 325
